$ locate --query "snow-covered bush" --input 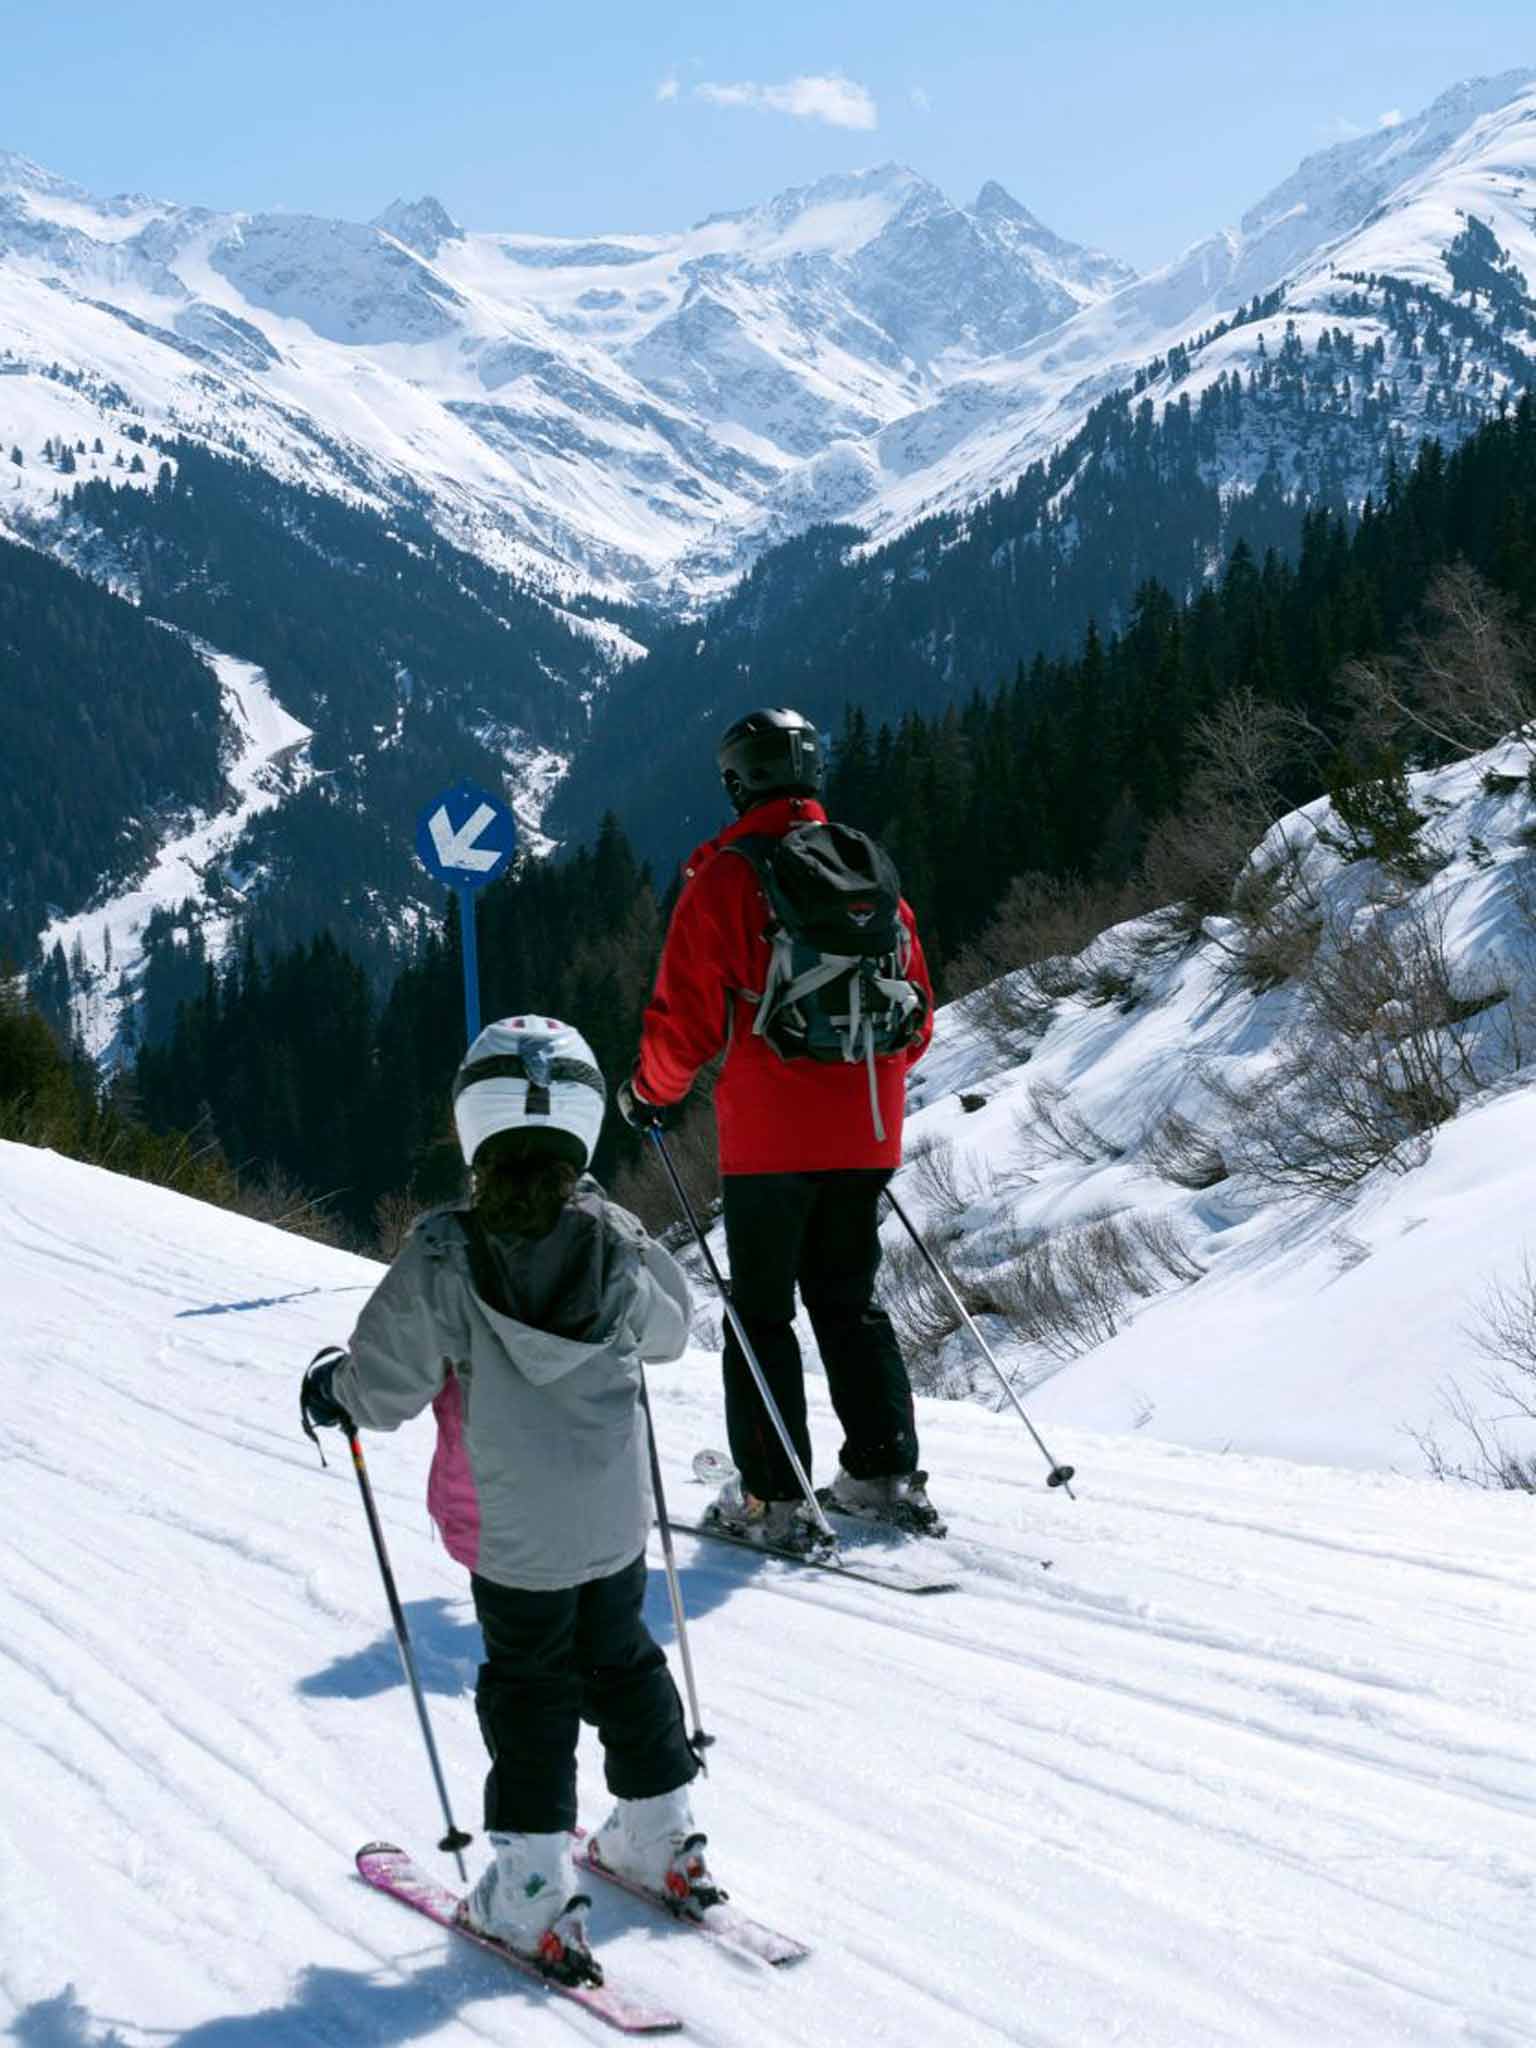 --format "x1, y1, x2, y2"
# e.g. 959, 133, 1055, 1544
1141, 1109, 1229, 1189
1207, 893, 1509, 1199
950, 873, 1130, 1058
1013, 1078, 1123, 1168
